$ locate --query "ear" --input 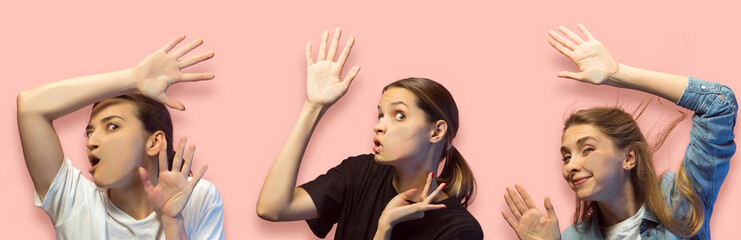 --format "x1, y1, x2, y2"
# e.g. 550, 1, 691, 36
623, 148, 637, 171
145, 130, 166, 158
429, 120, 448, 144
